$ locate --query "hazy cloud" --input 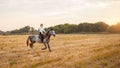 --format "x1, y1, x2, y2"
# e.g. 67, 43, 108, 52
0, 0, 119, 13
0, 0, 120, 31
